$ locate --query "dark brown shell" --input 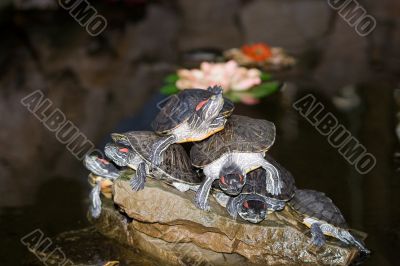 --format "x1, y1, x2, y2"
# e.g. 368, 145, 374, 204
111, 131, 201, 184
152, 89, 234, 134
290, 189, 348, 228
190, 115, 276, 167
242, 156, 295, 201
